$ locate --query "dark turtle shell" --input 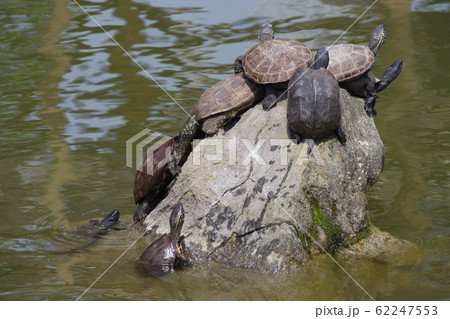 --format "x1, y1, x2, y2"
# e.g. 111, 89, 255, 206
327, 44, 374, 82
192, 73, 264, 121
135, 234, 179, 277
287, 67, 340, 139
242, 38, 312, 84
133, 137, 174, 204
